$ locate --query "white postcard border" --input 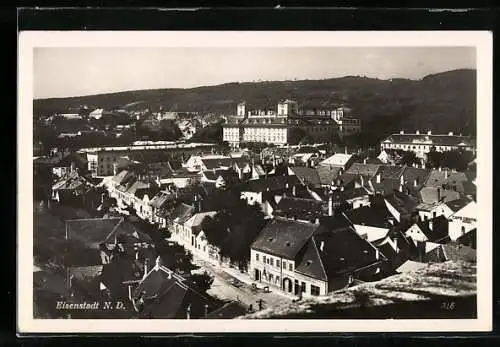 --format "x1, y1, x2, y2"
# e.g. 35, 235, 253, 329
18, 31, 493, 333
